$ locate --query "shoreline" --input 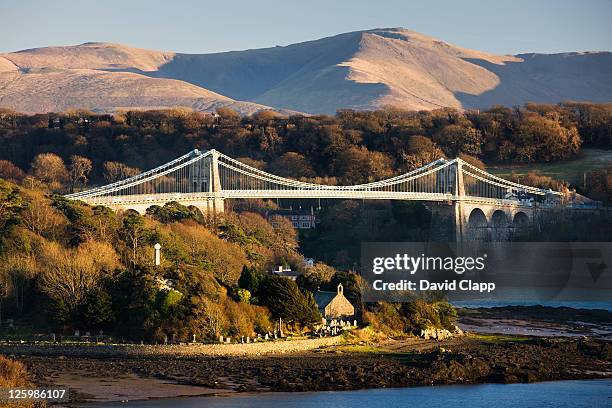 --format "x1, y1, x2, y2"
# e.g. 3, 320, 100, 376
3, 305, 610, 404
0, 336, 342, 359
8, 334, 611, 404
78, 379, 612, 408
